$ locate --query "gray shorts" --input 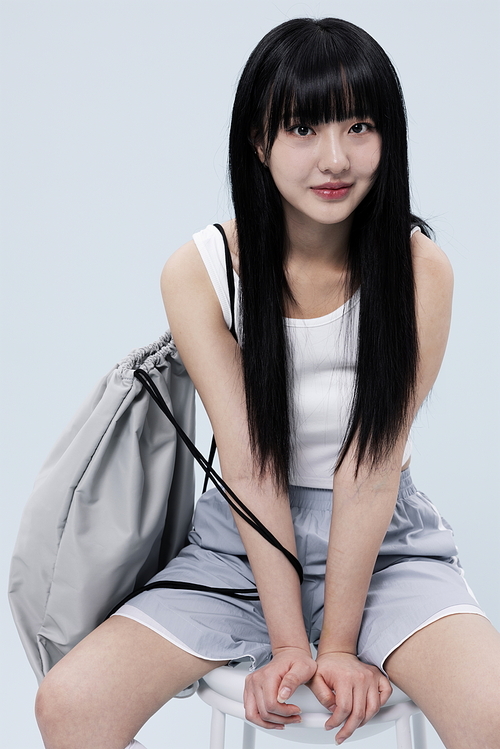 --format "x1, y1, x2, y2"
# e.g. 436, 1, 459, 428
114, 469, 486, 673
